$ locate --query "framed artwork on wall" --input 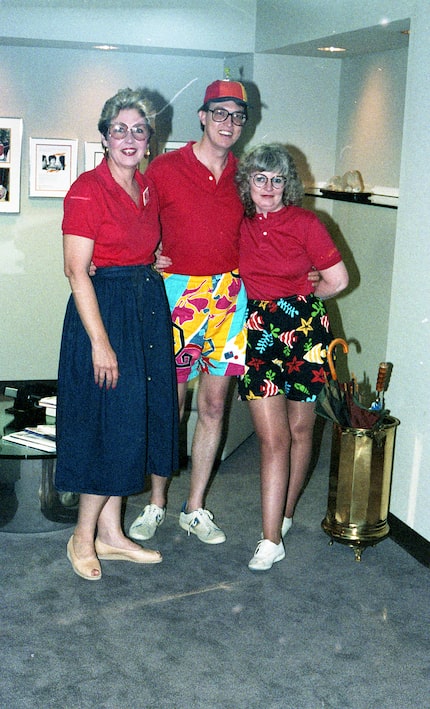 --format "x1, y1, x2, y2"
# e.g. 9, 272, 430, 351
0, 117, 23, 213
84, 141, 104, 171
29, 137, 78, 197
